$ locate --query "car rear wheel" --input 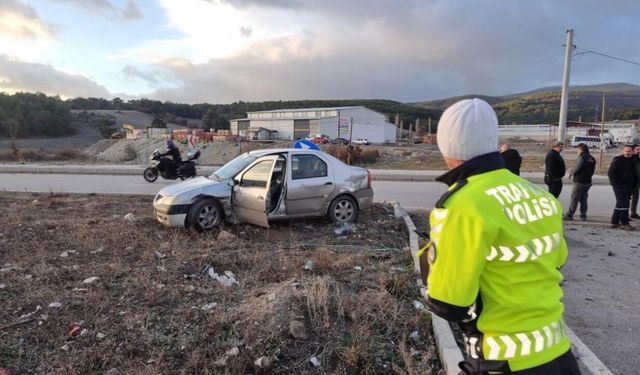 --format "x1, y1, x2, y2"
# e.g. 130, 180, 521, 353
328, 195, 358, 223
187, 198, 223, 231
